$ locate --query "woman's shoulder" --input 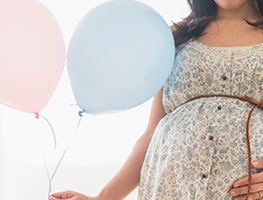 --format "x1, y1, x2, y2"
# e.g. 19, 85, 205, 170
169, 24, 193, 49
169, 23, 194, 48
170, 24, 176, 33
